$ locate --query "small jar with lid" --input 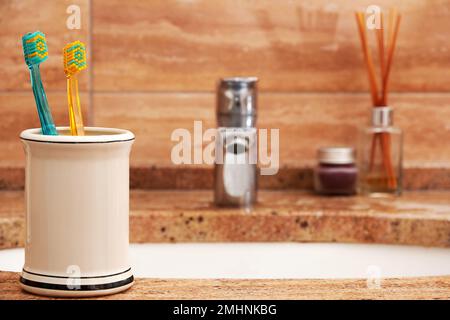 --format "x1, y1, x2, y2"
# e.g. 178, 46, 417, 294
314, 147, 357, 195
